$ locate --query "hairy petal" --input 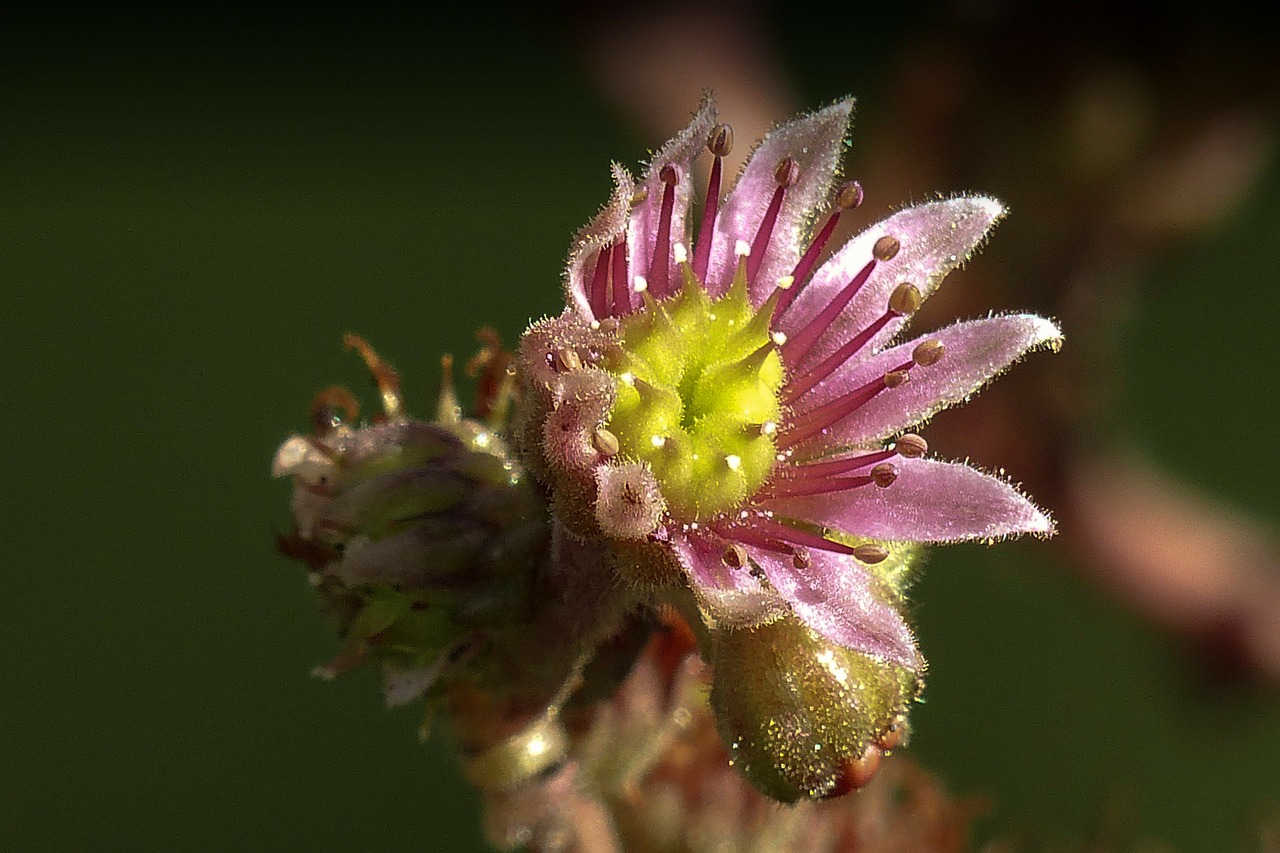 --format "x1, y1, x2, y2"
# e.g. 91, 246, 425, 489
629, 93, 718, 292
704, 99, 853, 301
795, 314, 1063, 448
671, 530, 787, 630
747, 545, 922, 671
764, 457, 1054, 543
779, 198, 1005, 372
564, 164, 636, 321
